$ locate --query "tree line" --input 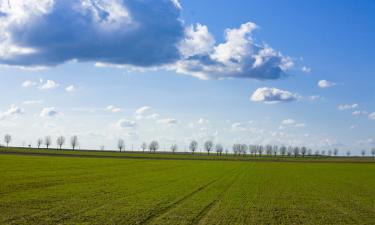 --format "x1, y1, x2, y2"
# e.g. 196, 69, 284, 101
1, 134, 375, 157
